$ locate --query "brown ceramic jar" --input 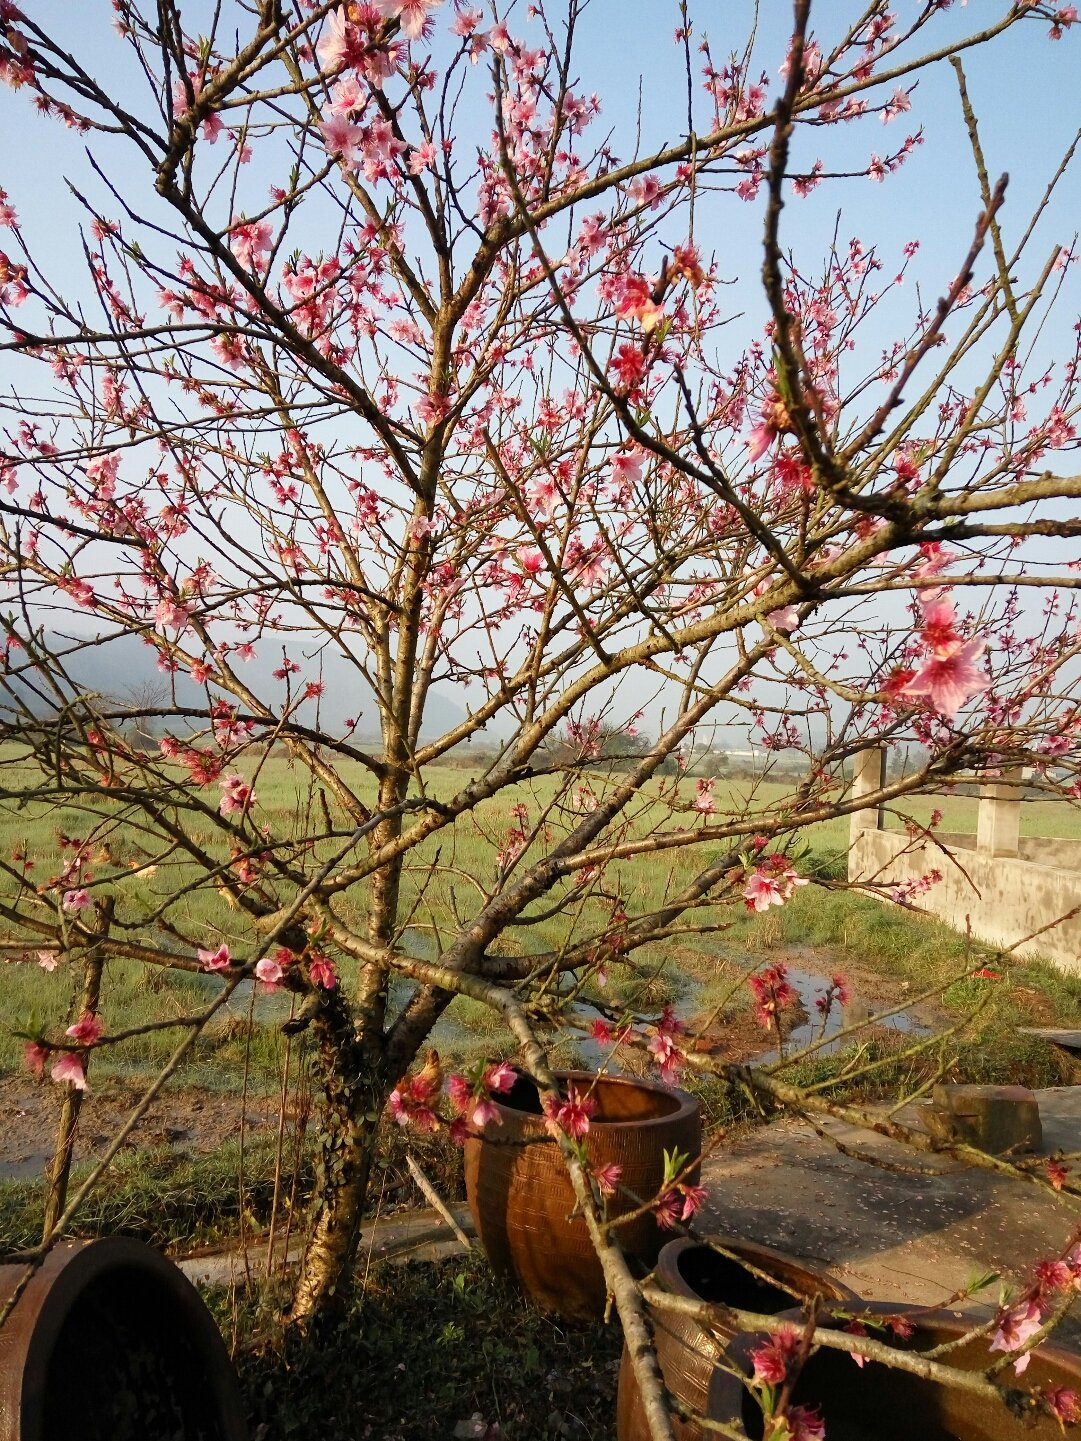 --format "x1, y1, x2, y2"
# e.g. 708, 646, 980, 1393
465, 1069, 701, 1322
617, 1236, 857, 1441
